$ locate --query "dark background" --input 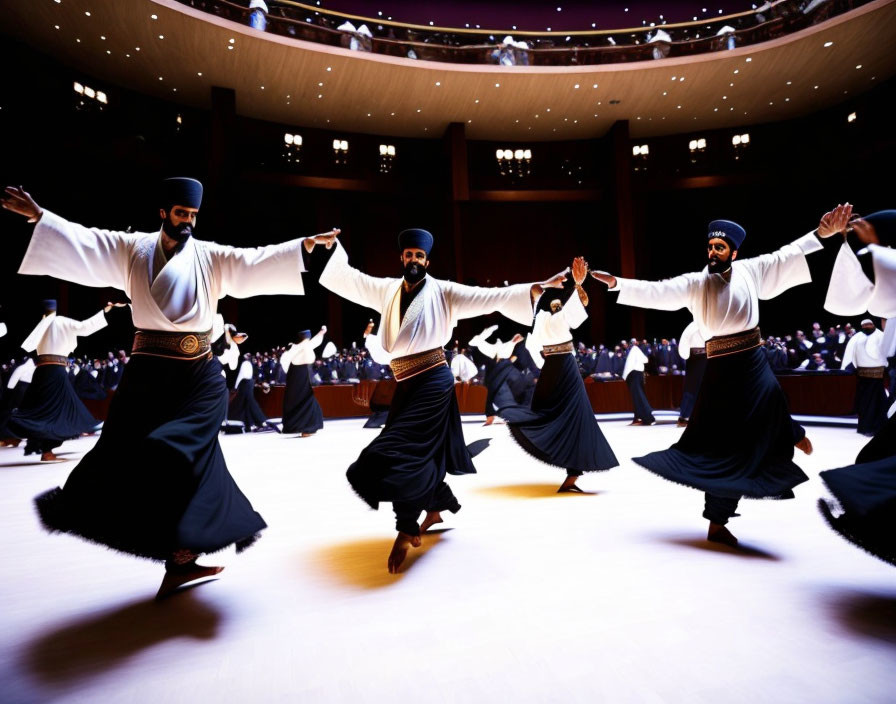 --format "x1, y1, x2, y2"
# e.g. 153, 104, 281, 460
0, 38, 893, 360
